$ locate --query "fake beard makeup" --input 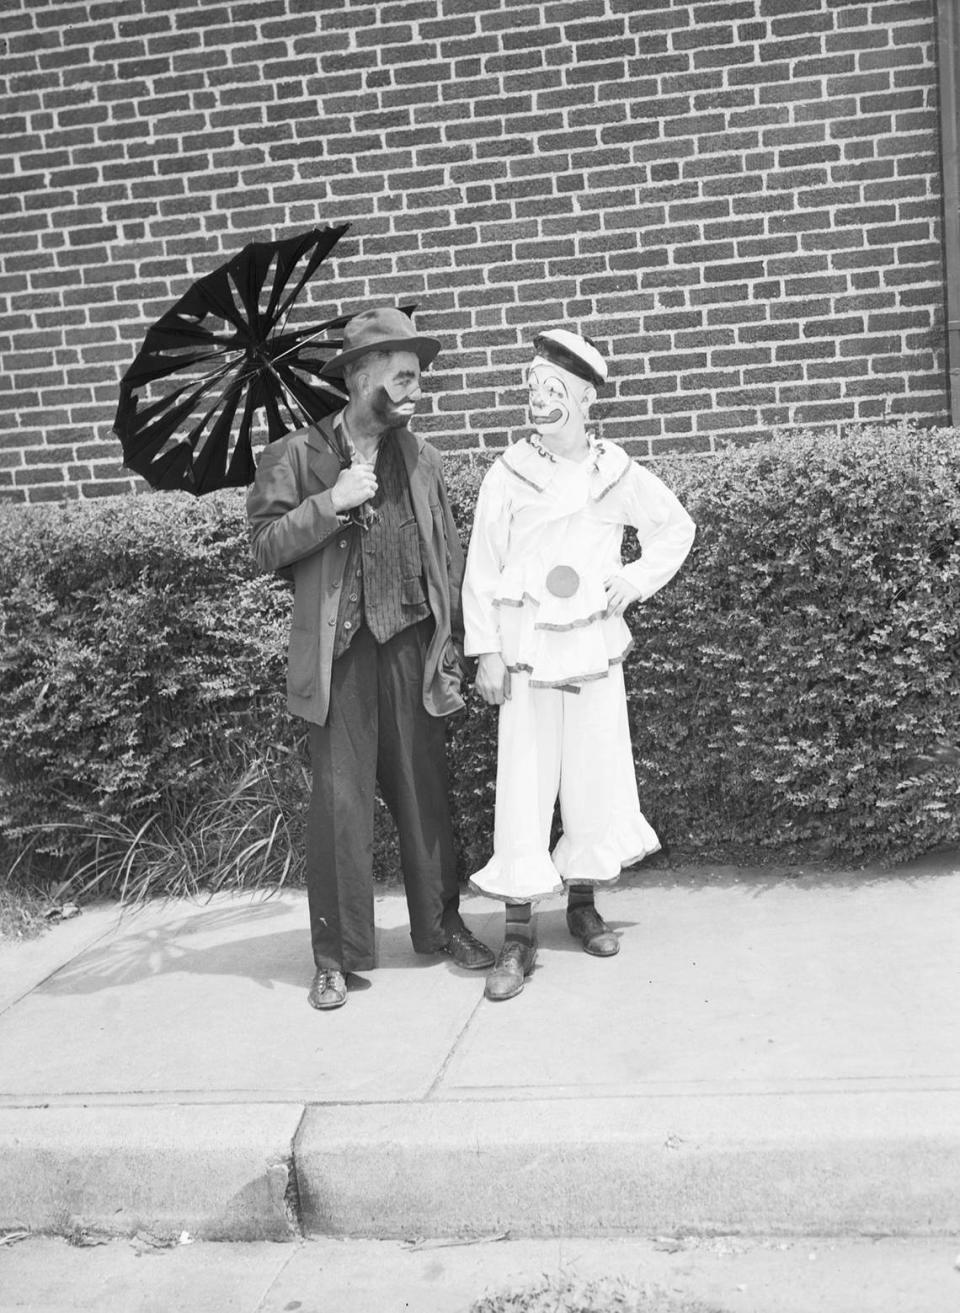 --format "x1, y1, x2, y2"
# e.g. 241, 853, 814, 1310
370, 379, 421, 430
